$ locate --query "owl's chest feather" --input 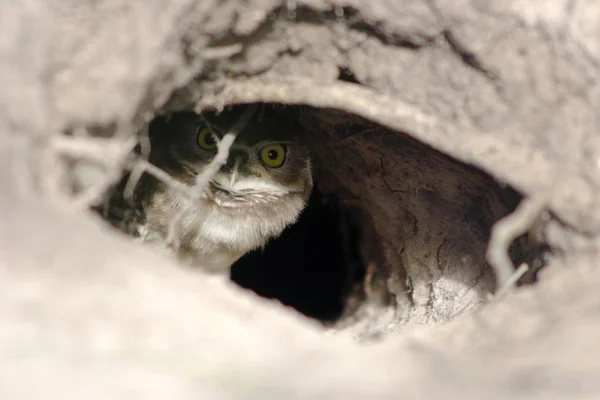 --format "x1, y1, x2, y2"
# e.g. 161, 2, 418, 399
142, 190, 287, 273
